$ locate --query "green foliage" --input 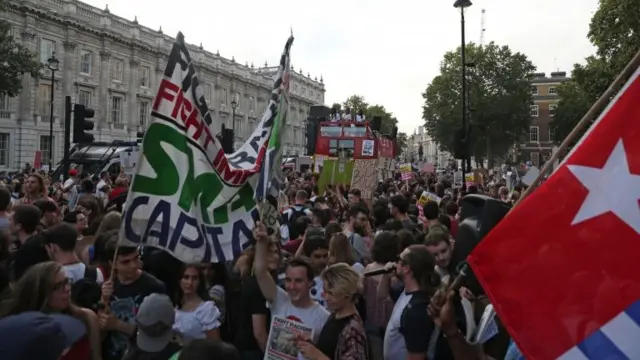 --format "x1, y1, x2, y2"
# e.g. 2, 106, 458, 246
552, 0, 640, 145
422, 42, 536, 162
0, 1, 42, 96
395, 132, 408, 157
